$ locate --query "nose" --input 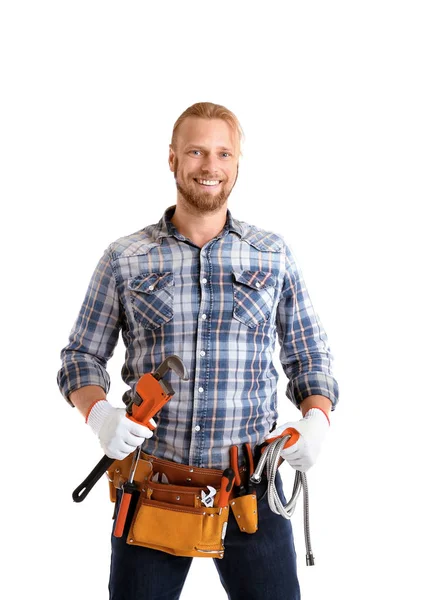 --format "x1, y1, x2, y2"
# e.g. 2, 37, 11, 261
200, 154, 219, 176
